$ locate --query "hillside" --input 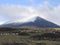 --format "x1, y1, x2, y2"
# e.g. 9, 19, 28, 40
1, 16, 60, 28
